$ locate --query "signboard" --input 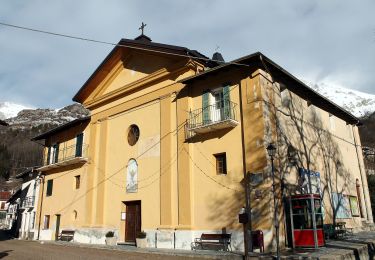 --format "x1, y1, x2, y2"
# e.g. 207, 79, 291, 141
298, 168, 321, 194
332, 193, 351, 219
349, 196, 360, 217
